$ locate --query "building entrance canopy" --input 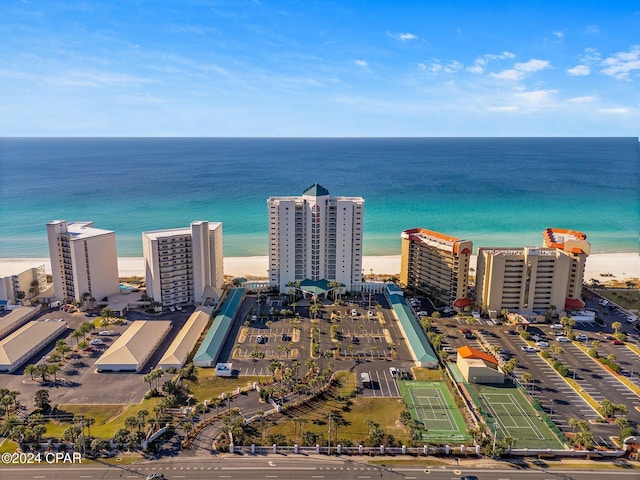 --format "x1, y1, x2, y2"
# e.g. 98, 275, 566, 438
297, 279, 333, 297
